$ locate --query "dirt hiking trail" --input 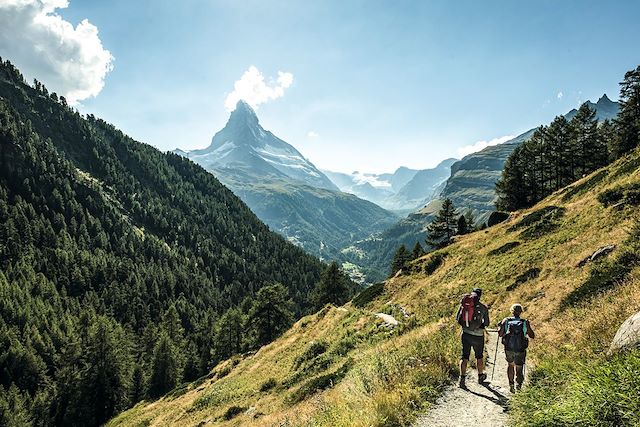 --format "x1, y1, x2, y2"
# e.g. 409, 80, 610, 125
414, 330, 517, 427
